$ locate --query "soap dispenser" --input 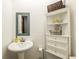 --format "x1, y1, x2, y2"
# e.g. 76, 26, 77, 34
15, 36, 20, 43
